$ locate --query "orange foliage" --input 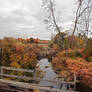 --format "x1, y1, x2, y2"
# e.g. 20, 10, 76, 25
34, 38, 39, 43
66, 58, 92, 88
52, 50, 92, 88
